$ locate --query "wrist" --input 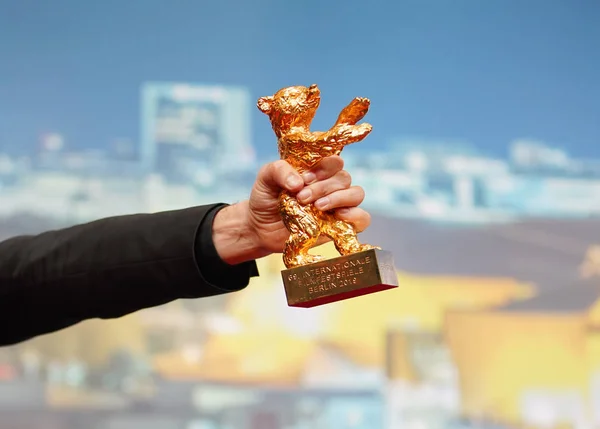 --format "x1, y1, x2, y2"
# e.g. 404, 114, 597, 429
211, 201, 266, 265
